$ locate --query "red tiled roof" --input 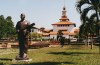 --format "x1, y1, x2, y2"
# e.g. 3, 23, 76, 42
42, 33, 50, 36
69, 32, 76, 36
50, 32, 57, 35
52, 21, 75, 25
50, 31, 76, 35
